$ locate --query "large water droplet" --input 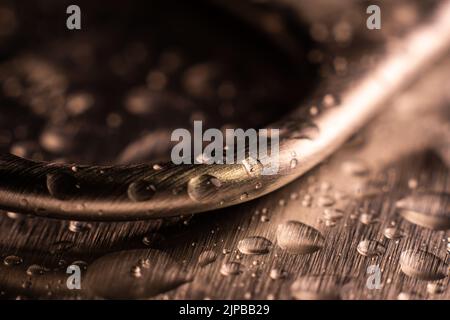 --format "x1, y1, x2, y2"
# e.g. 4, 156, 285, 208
46, 172, 78, 200
396, 192, 450, 230
187, 174, 222, 202
237, 236, 272, 255
84, 249, 190, 299
127, 180, 156, 202
276, 221, 325, 254
399, 249, 447, 280
356, 240, 385, 257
